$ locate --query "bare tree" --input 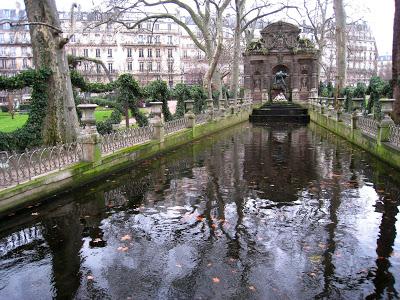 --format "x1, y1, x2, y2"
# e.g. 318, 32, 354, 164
287, 0, 334, 79
333, 0, 347, 93
393, 0, 400, 123
91, 0, 231, 99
